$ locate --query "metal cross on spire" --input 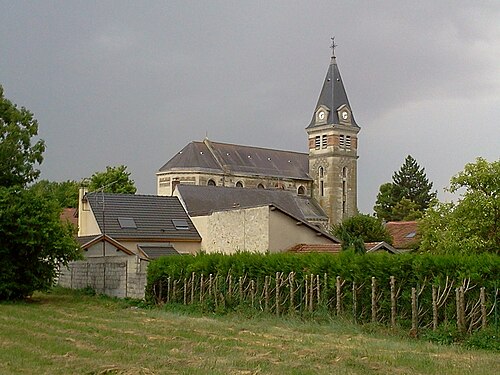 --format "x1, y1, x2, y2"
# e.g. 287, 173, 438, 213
330, 37, 338, 58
